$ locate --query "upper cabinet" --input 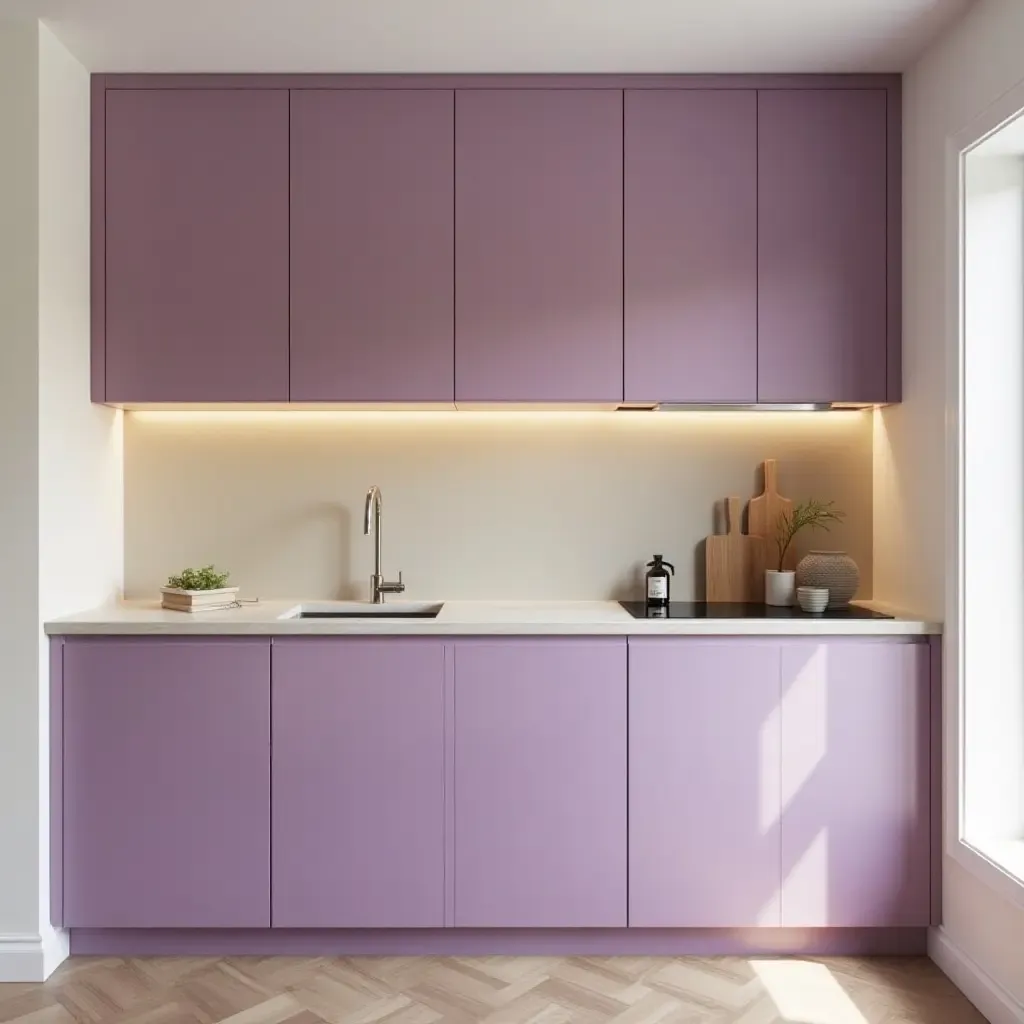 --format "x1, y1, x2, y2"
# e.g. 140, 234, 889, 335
454, 89, 624, 403
757, 89, 890, 404
290, 90, 455, 402
100, 89, 290, 403
93, 78, 899, 407
624, 90, 757, 404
